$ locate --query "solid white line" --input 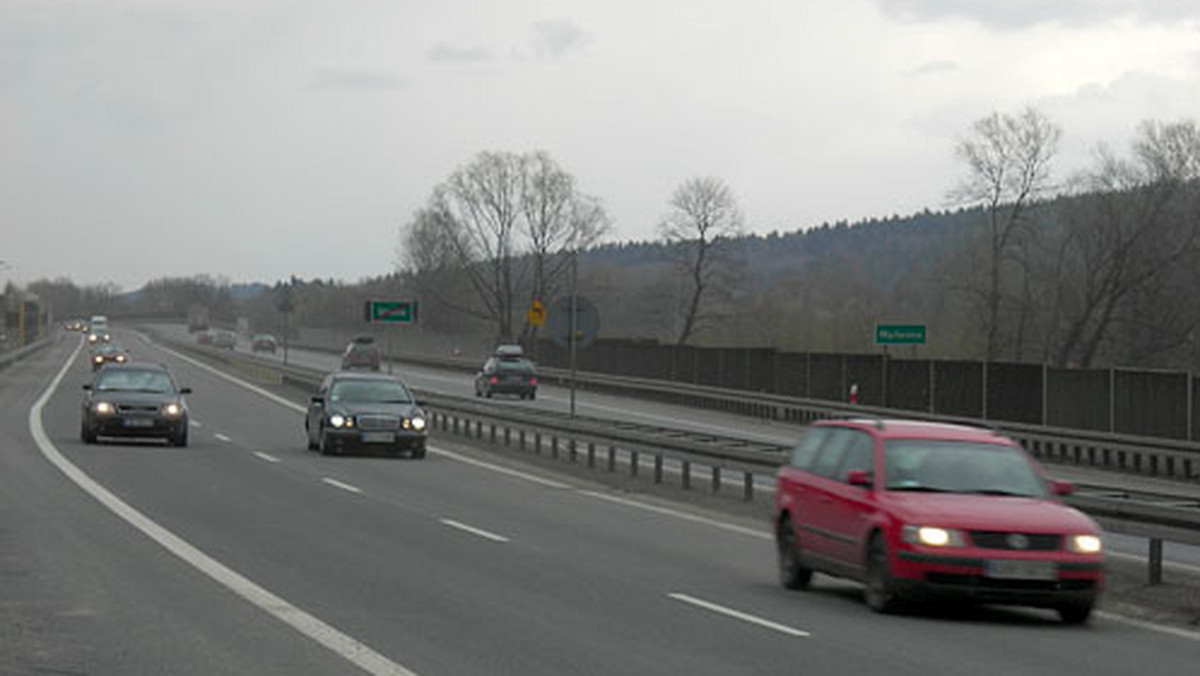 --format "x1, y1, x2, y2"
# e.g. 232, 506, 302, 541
1097, 611, 1200, 642
439, 518, 510, 543
215, 433, 232, 443
668, 593, 810, 638
140, 334, 306, 414
29, 341, 416, 675
429, 446, 573, 489
577, 490, 772, 541
254, 451, 281, 464
323, 478, 364, 495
